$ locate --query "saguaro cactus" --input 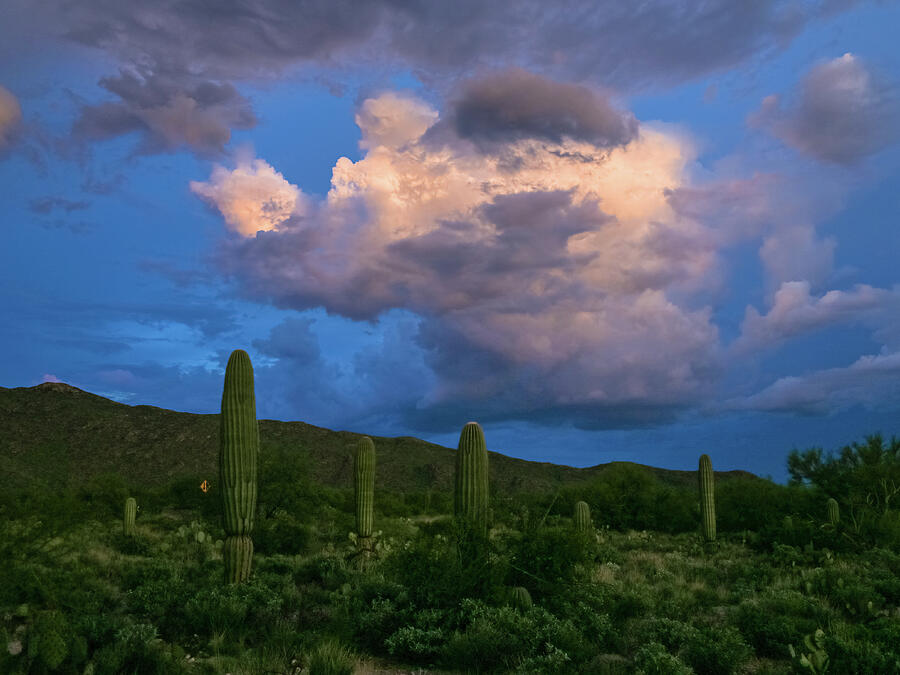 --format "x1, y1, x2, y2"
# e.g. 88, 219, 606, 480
510, 586, 533, 612
123, 497, 137, 536
354, 436, 376, 539
574, 500, 592, 533
699, 454, 716, 543
219, 349, 259, 584
454, 421, 489, 536
827, 497, 840, 526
